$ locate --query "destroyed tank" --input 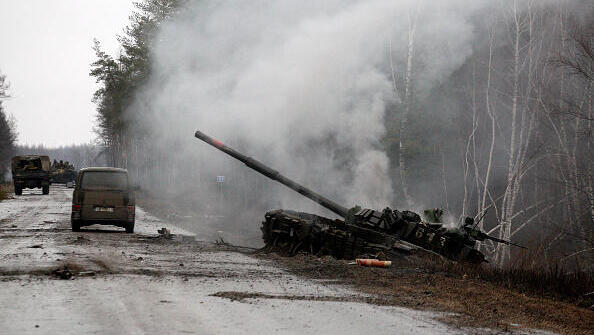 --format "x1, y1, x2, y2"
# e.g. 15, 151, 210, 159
194, 130, 525, 263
